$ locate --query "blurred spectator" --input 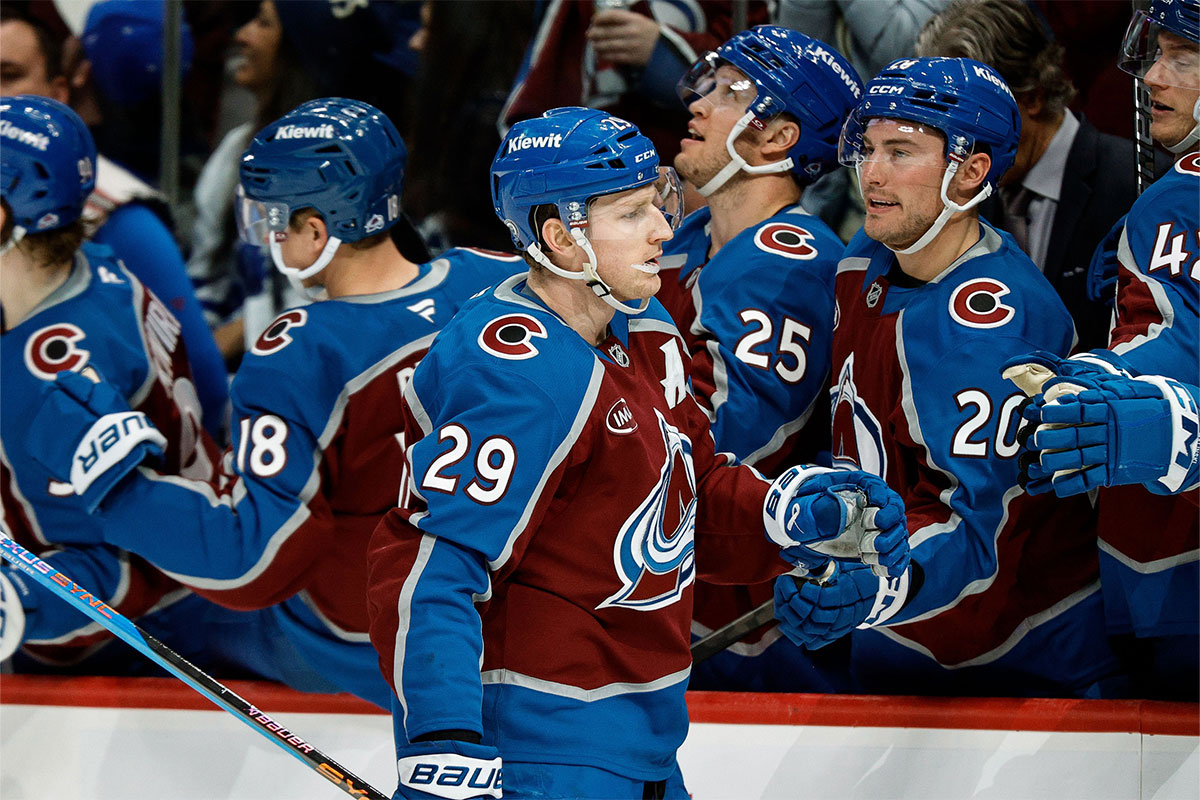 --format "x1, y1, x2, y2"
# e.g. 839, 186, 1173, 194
0, 4, 228, 438
916, 0, 1146, 350
403, 0, 535, 252
502, 0, 771, 166
775, 0, 950, 239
